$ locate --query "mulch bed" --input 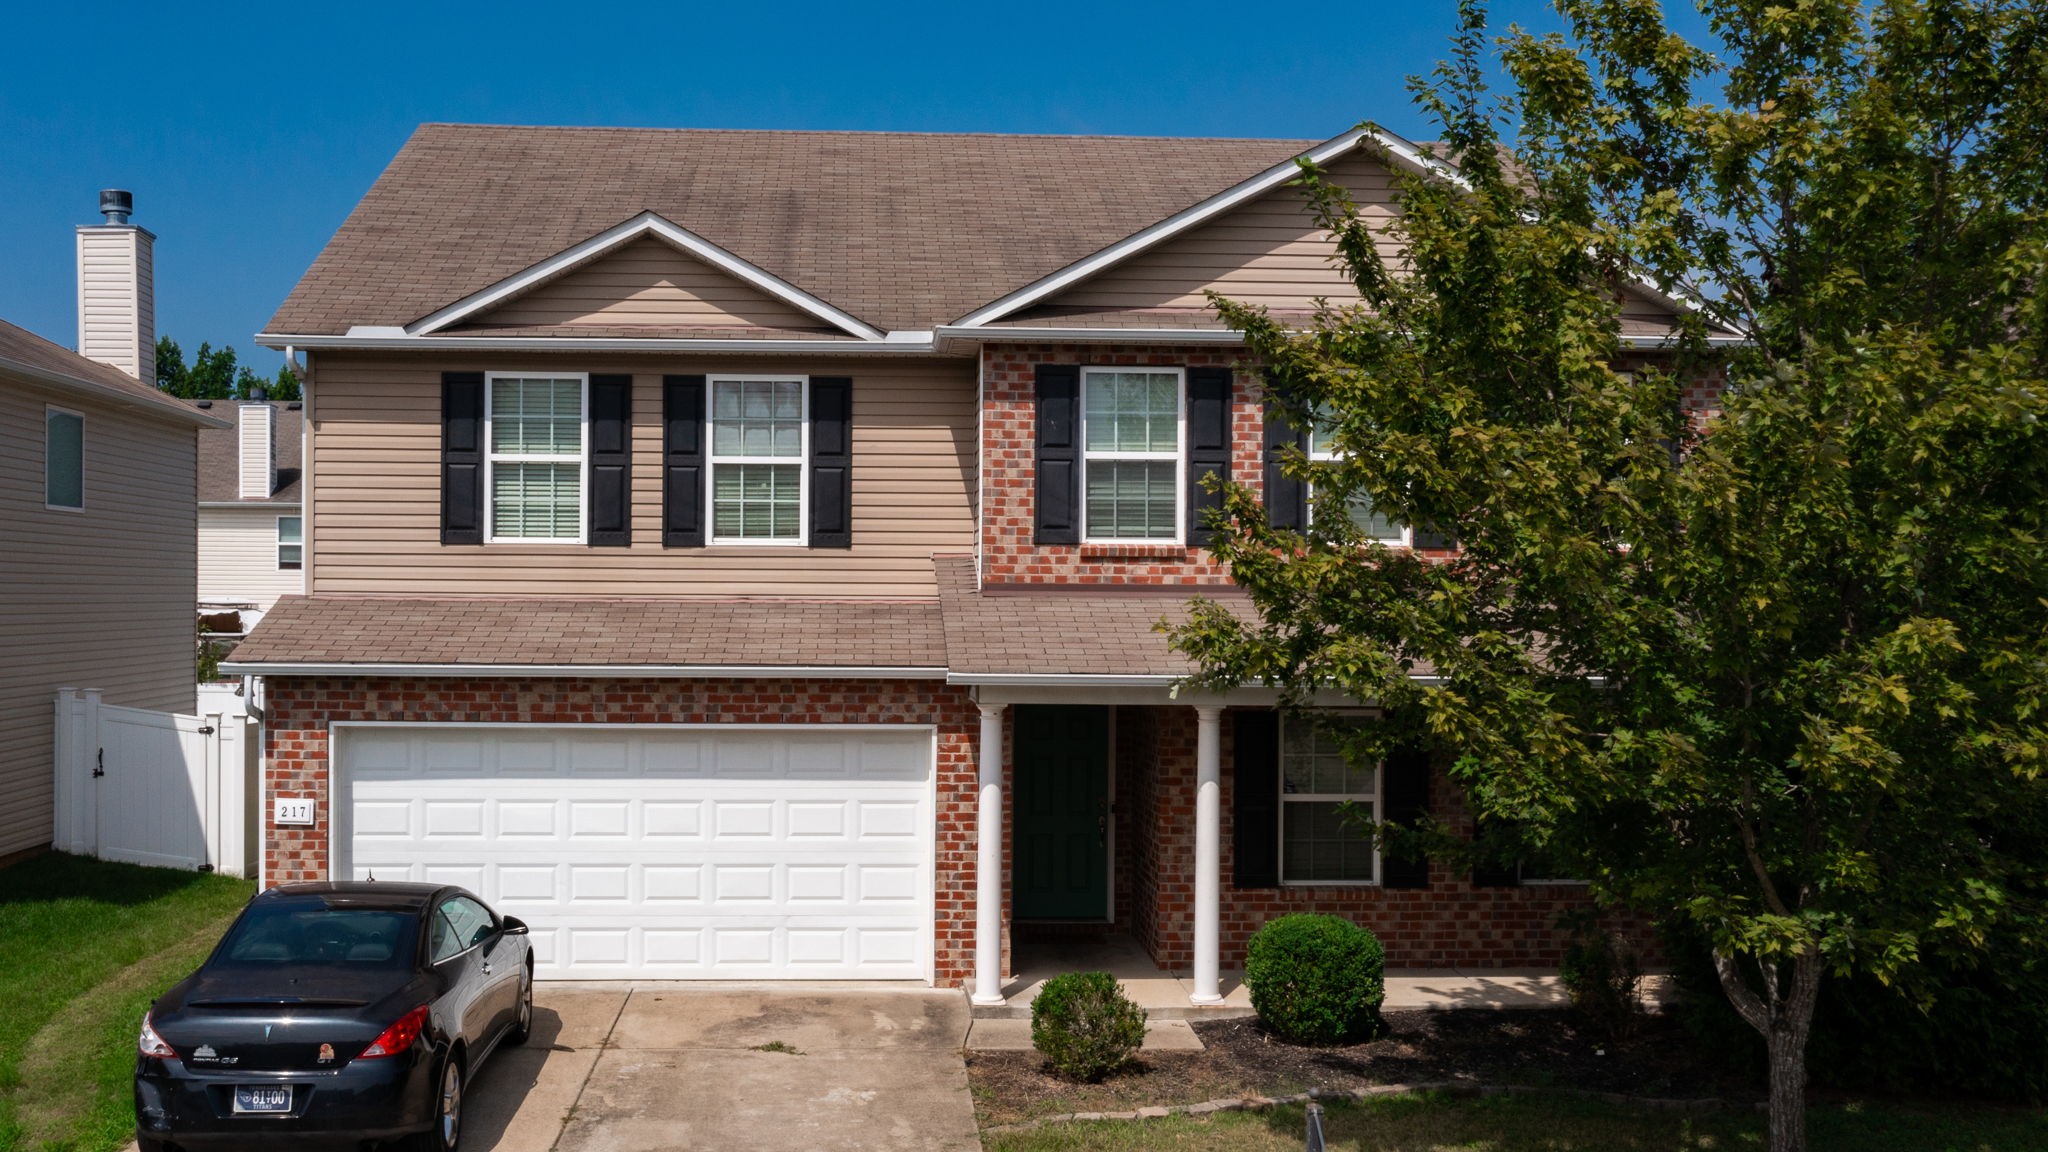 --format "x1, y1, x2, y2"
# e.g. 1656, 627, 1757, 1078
967, 1008, 1757, 1128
